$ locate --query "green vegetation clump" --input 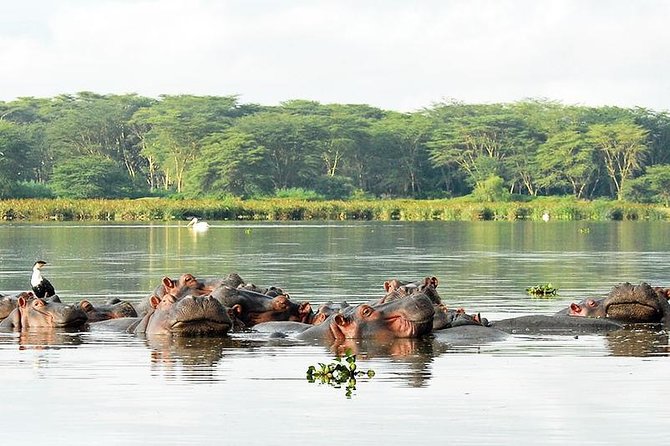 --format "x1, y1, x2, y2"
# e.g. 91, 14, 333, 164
526, 283, 558, 296
306, 349, 375, 398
